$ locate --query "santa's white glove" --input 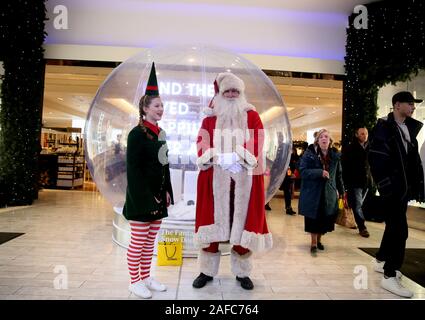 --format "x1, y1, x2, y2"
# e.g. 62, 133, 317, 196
228, 162, 243, 174
217, 152, 239, 170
